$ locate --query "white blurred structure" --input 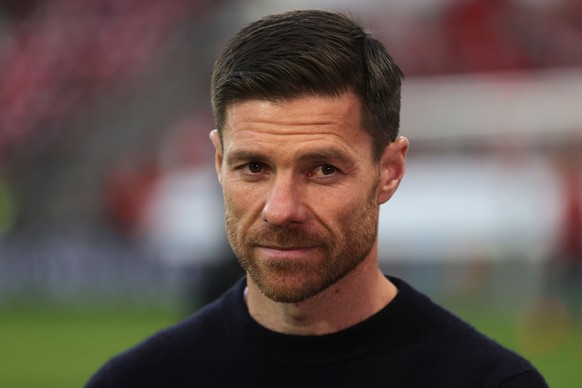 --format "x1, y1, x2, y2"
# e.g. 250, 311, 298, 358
379, 154, 561, 263
400, 68, 582, 143
139, 166, 227, 266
